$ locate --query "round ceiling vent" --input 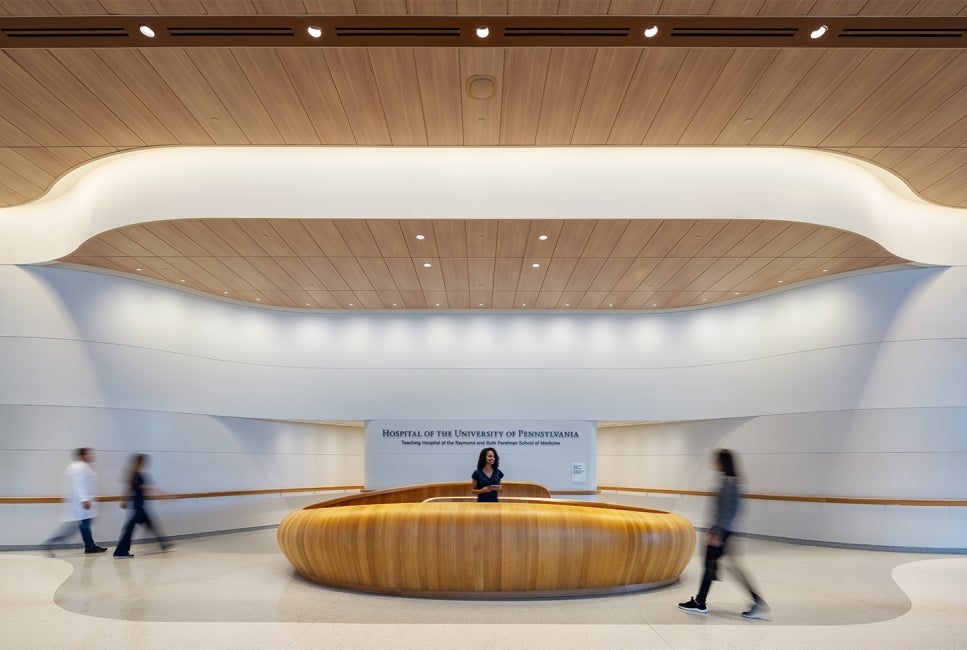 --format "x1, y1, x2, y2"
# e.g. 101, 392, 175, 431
467, 75, 496, 100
